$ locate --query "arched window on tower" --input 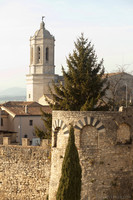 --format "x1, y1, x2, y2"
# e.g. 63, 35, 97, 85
46, 47, 49, 62
37, 46, 41, 63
